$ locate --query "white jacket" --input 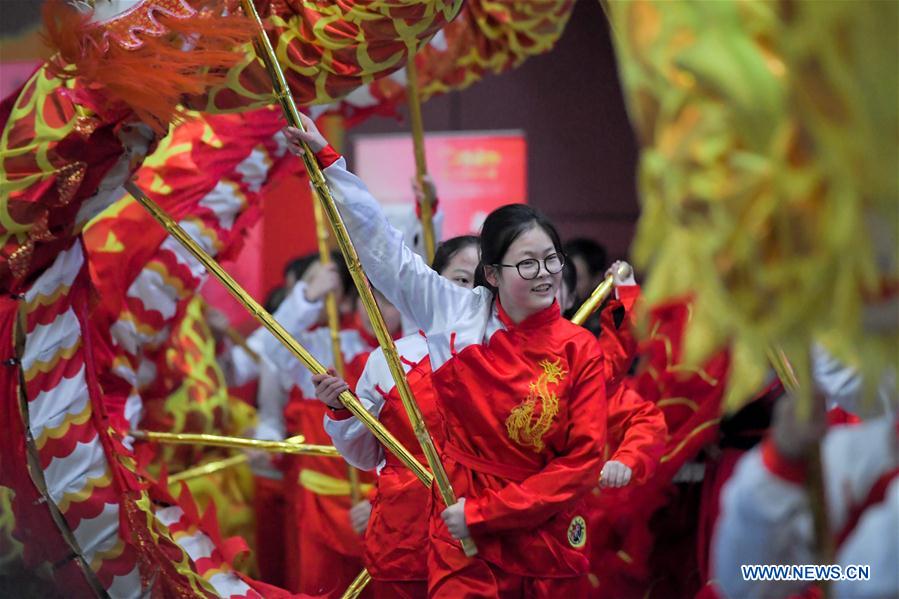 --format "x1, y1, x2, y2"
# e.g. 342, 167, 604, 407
323, 333, 430, 471
713, 416, 899, 598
